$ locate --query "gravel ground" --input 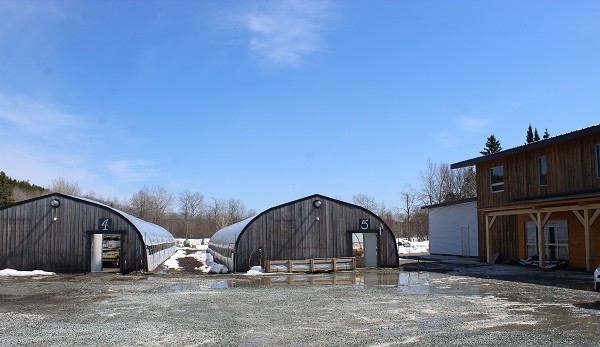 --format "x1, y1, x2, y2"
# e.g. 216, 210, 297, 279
2, 263, 600, 346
